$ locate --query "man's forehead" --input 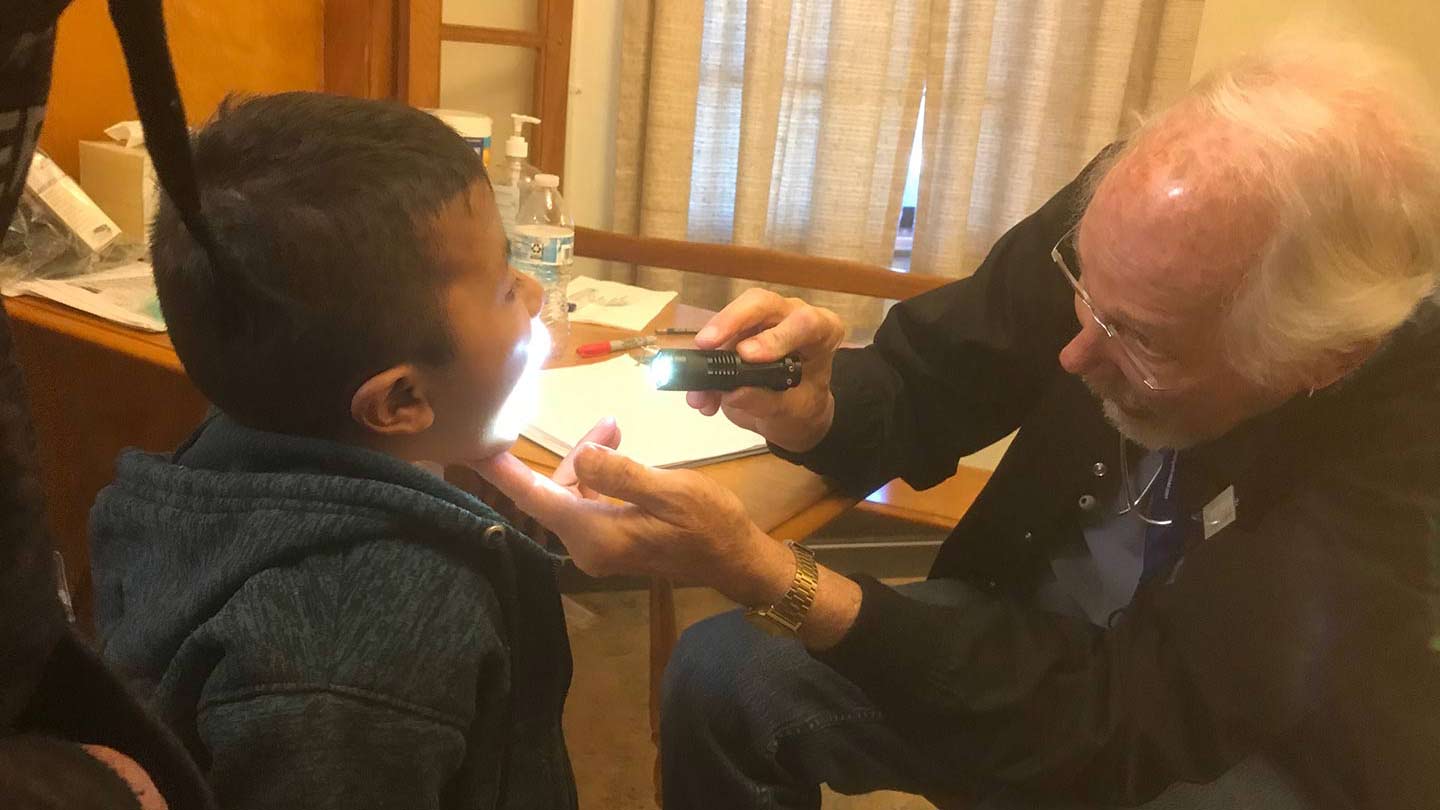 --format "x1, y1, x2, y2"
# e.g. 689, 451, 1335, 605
1079, 125, 1275, 317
